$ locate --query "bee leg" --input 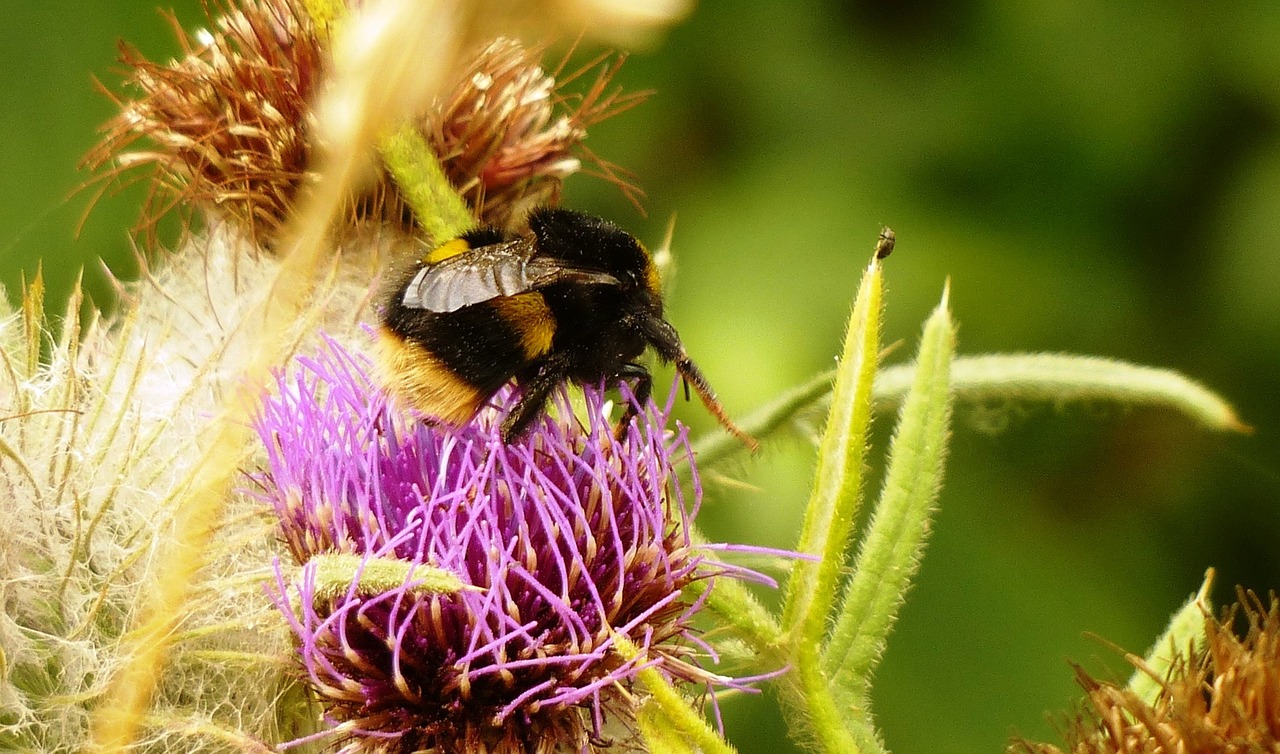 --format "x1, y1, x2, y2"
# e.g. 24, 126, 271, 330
501, 357, 568, 443
612, 363, 652, 439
